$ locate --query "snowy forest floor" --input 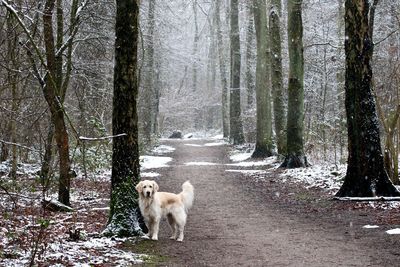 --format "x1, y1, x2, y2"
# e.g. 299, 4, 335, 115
1, 137, 400, 266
